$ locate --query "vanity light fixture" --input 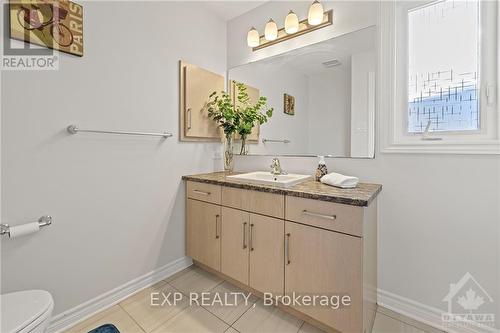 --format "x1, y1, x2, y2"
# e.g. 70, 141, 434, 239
264, 19, 278, 41
308, 0, 324, 25
247, 27, 260, 47
285, 10, 299, 34
247, 3, 332, 51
